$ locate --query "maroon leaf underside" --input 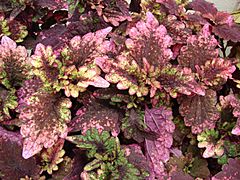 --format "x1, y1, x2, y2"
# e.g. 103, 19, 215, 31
213, 24, 240, 43
0, 127, 40, 180
144, 106, 175, 178
121, 109, 154, 143
123, 144, 151, 173
179, 89, 220, 134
